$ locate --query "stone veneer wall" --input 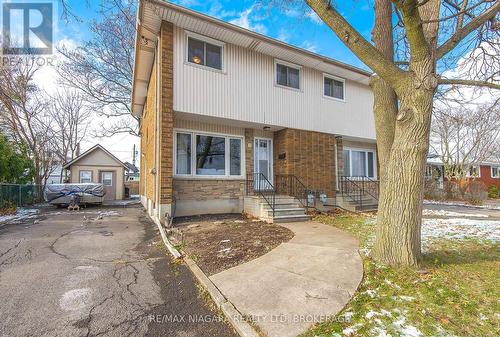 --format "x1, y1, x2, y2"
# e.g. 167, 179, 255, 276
173, 180, 245, 201
273, 128, 337, 197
